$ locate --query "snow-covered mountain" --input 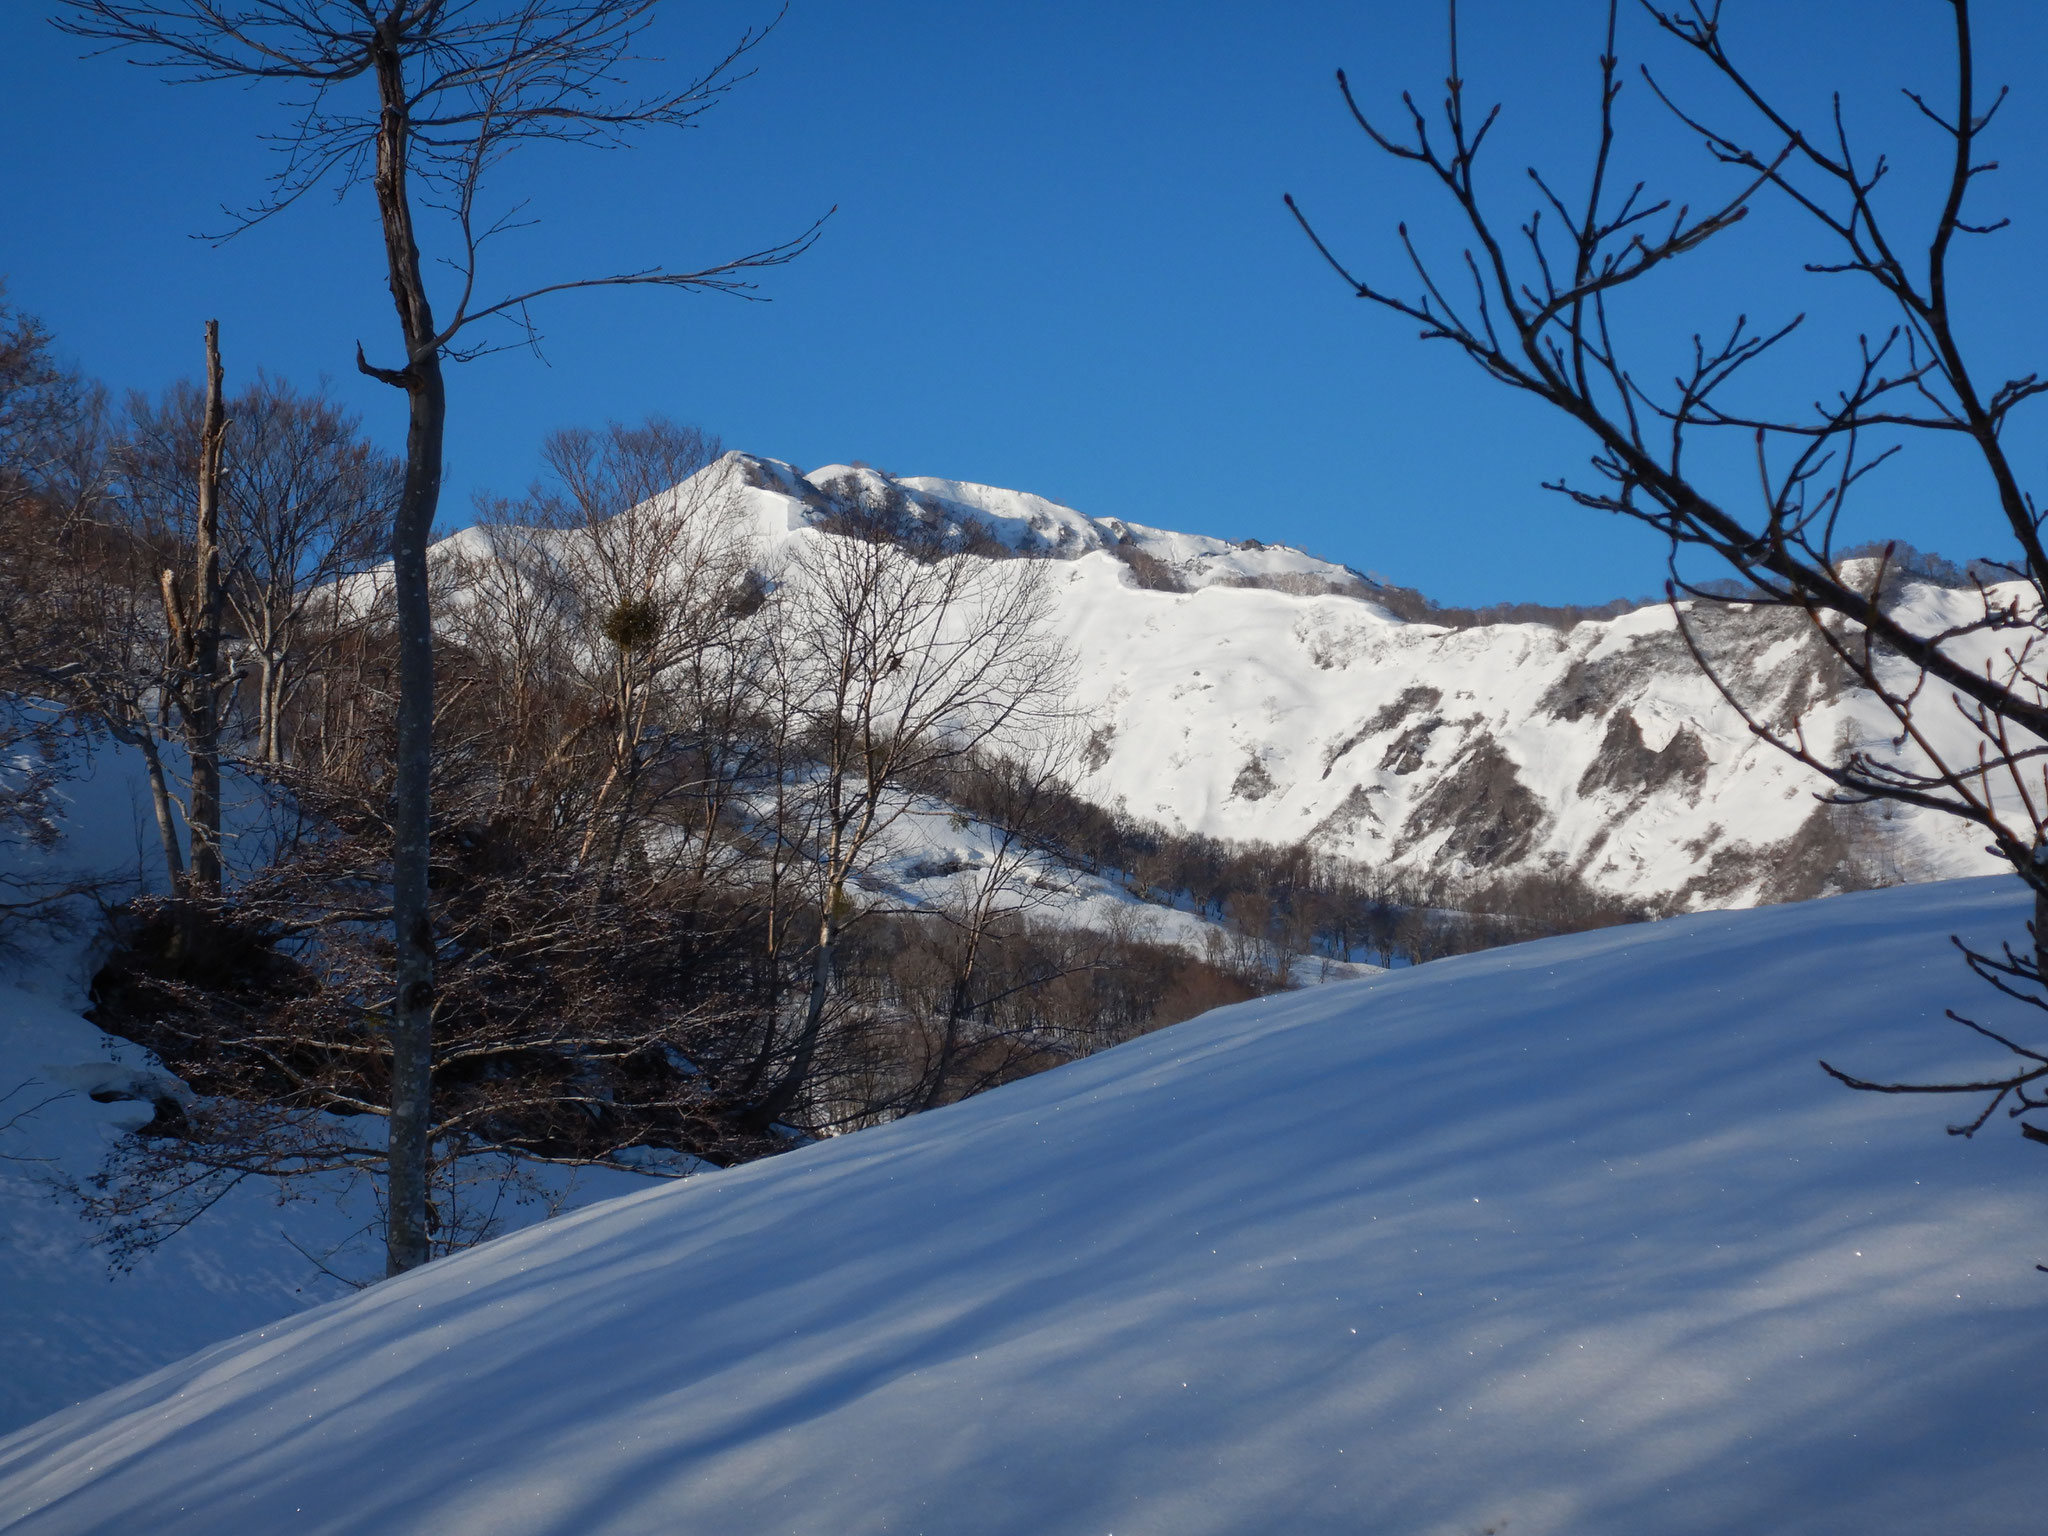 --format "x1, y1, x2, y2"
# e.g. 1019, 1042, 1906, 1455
709, 454, 2002, 910
5, 468, 2040, 1526
3, 874, 2038, 1535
